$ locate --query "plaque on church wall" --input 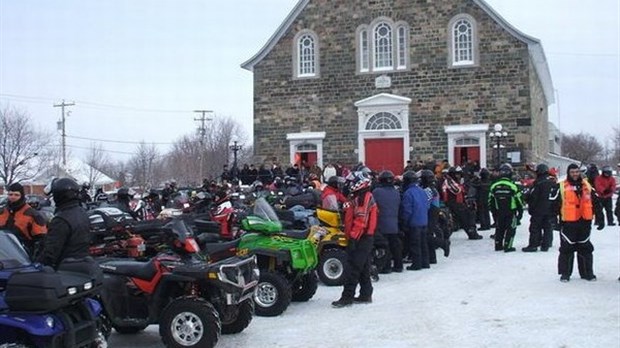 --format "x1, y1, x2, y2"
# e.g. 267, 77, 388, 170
375, 75, 391, 89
